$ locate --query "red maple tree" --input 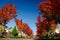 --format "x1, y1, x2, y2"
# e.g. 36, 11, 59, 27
36, 15, 47, 37
22, 23, 33, 36
14, 18, 22, 31
39, 0, 60, 22
15, 18, 33, 37
0, 2, 17, 26
36, 0, 60, 37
